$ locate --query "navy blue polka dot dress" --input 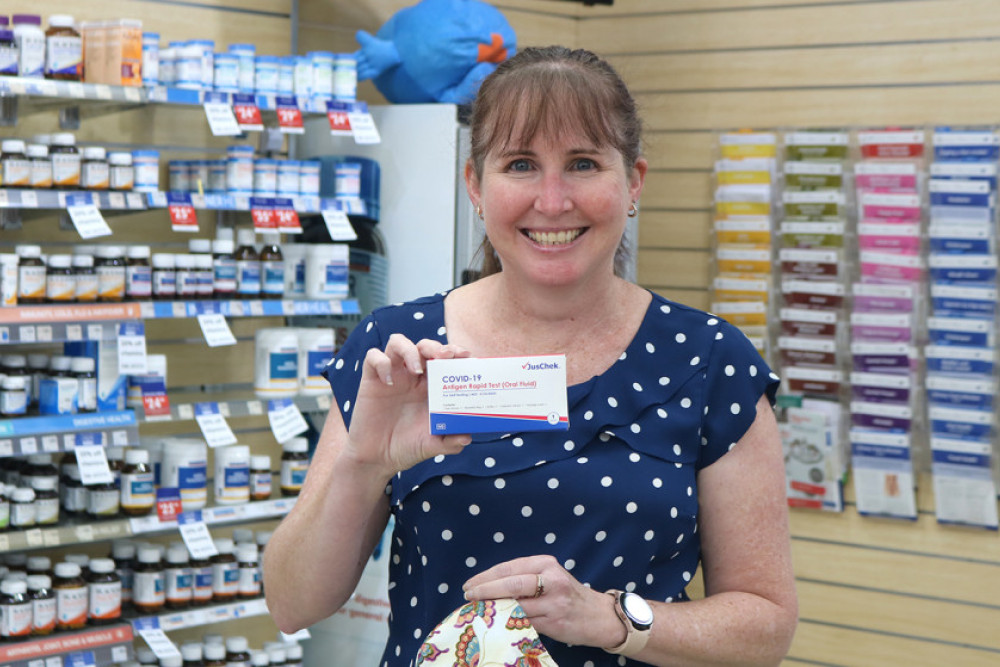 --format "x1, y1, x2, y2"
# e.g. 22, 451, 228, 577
324, 291, 779, 667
